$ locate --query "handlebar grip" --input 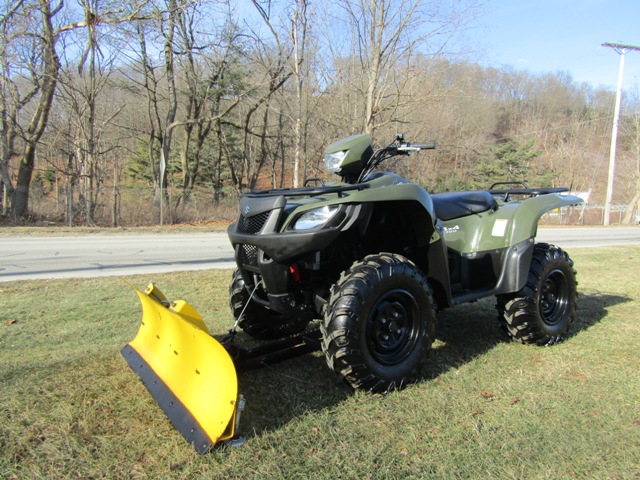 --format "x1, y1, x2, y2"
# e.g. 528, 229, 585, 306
412, 141, 436, 150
